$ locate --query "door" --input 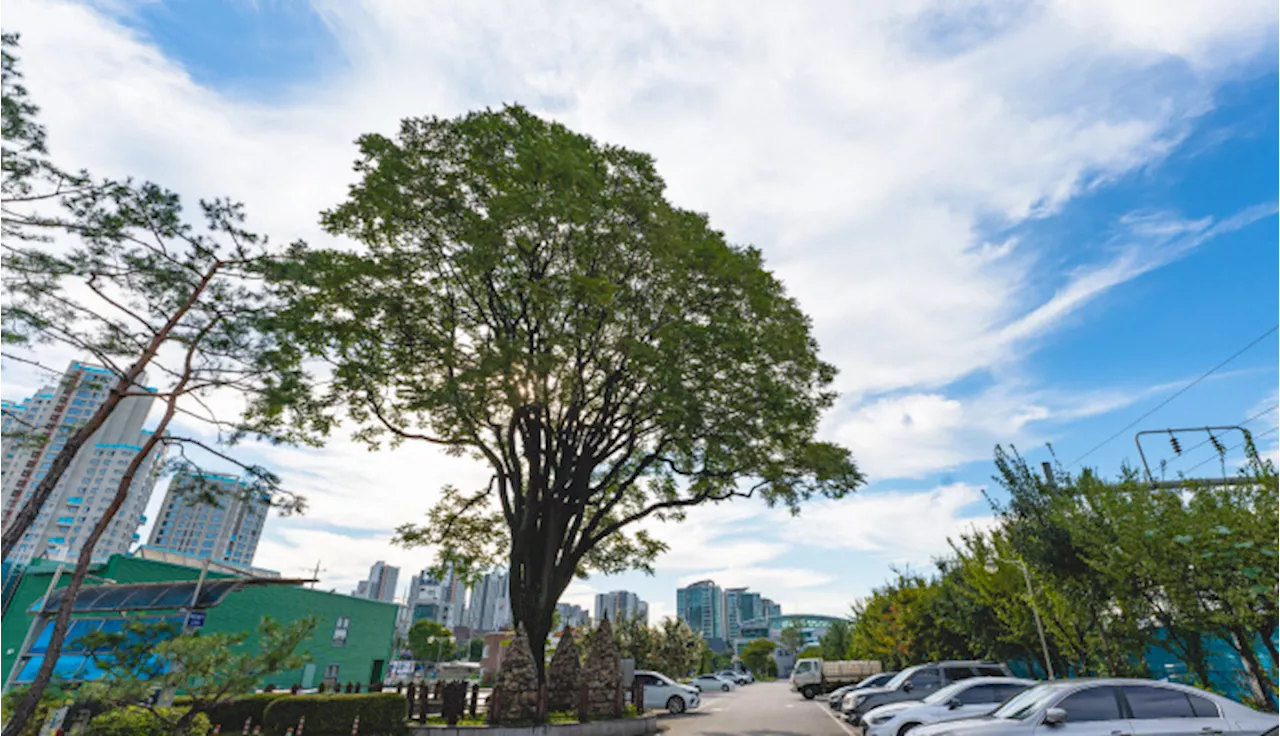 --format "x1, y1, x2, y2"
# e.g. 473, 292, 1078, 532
905, 667, 945, 697
1037, 685, 1134, 736
370, 659, 385, 684
950, 682, 1014, 719
301, 663, 316, 689
1119, 685, 1230, 736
